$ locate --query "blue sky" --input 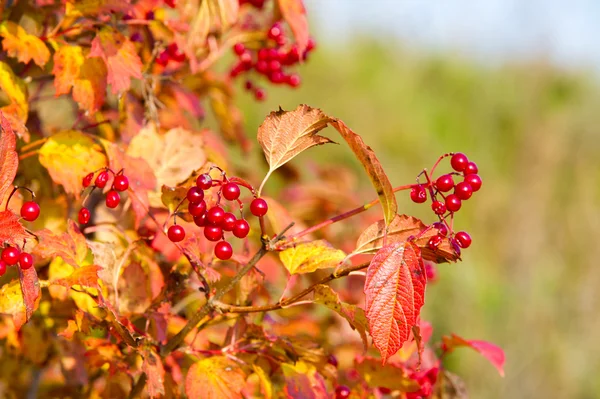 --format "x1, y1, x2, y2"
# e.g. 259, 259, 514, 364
306, 0, 600, 69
